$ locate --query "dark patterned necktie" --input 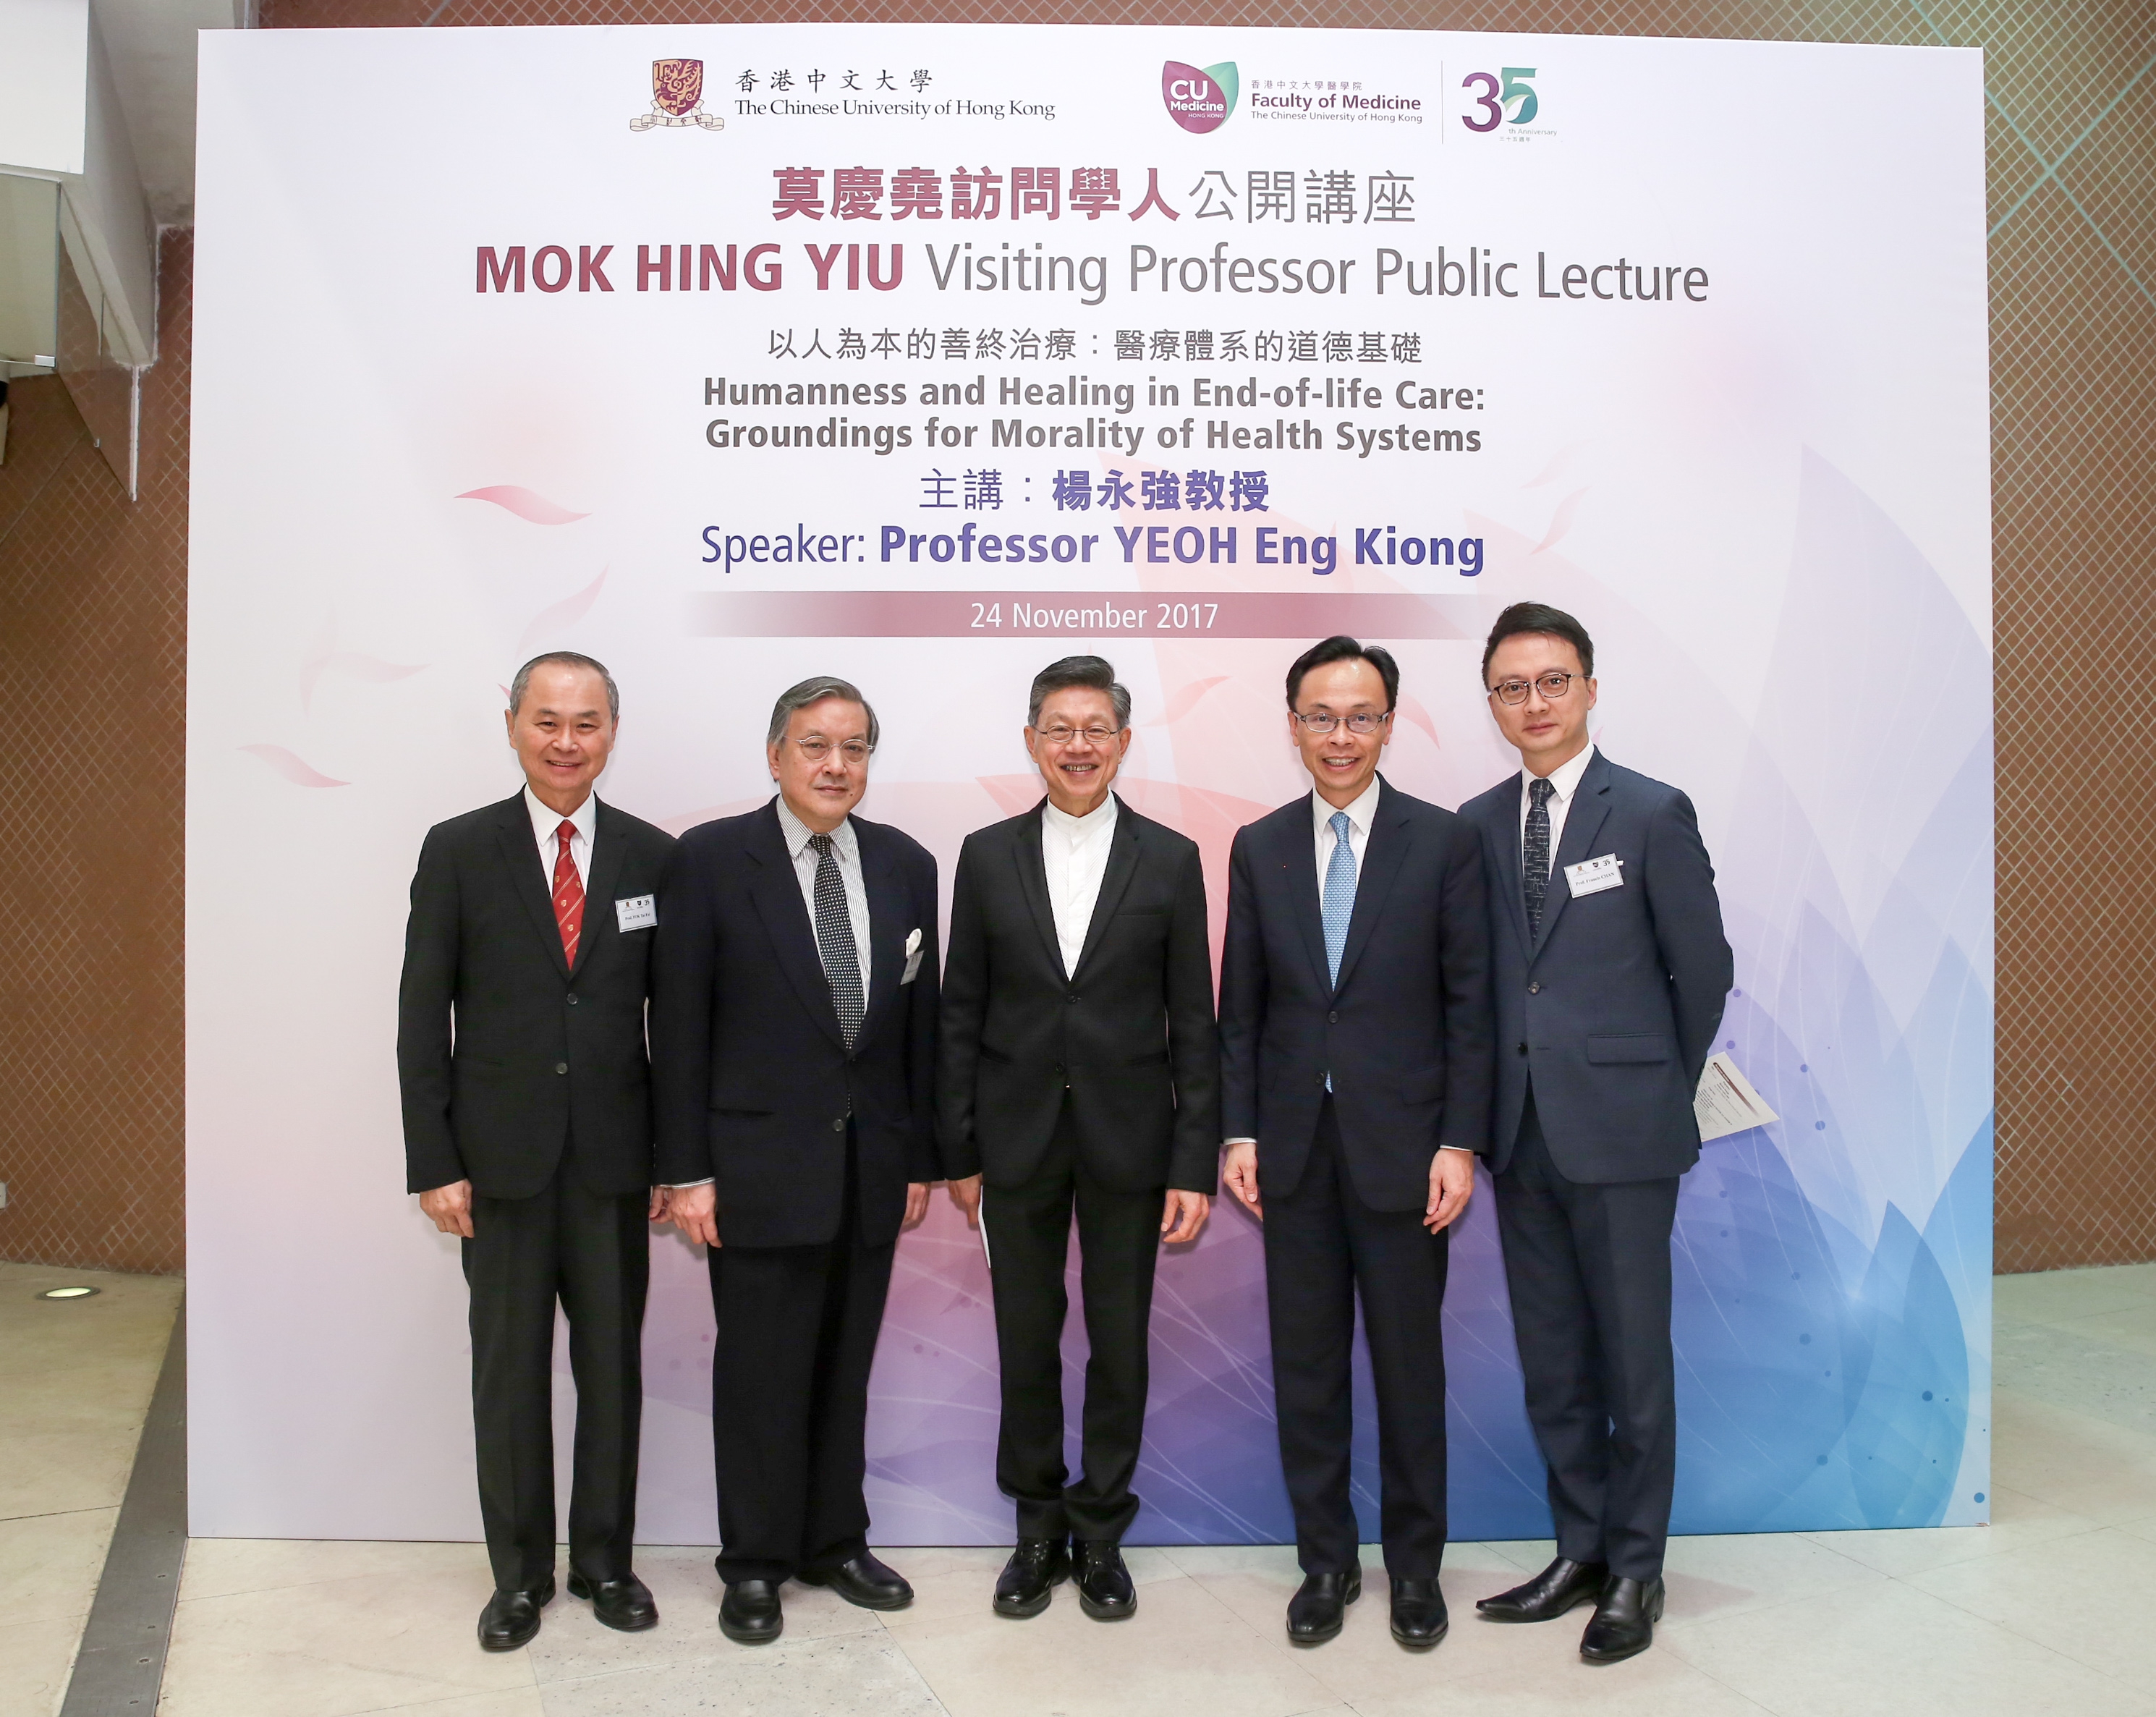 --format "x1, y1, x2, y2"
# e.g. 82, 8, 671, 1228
807, 833, 865, 1049
1523, 776, 1556, 938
